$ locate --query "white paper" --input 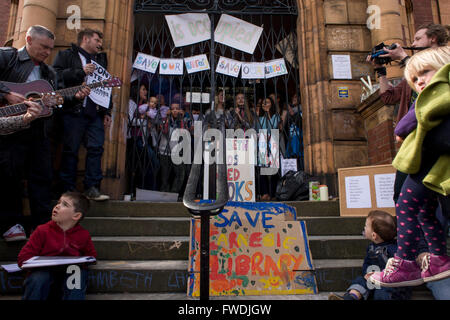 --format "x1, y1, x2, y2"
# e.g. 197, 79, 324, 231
214, 14, 263, 54
345, 175, 372, 208
184, 54, 210, 74
281, 157, 297, 177
132, 52, 160, 74
165, 13, 211, 47
186, 92, 210, 103
216, 56, 242, 78
86, 60, 112, 109
21, 256, 96, 269
265, 58, 288, 79
159, 59, 184, 75
241, 62, 266, 79
332, 54, 352, 79
374, 173, 395, 208
1, 264, 21, 273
